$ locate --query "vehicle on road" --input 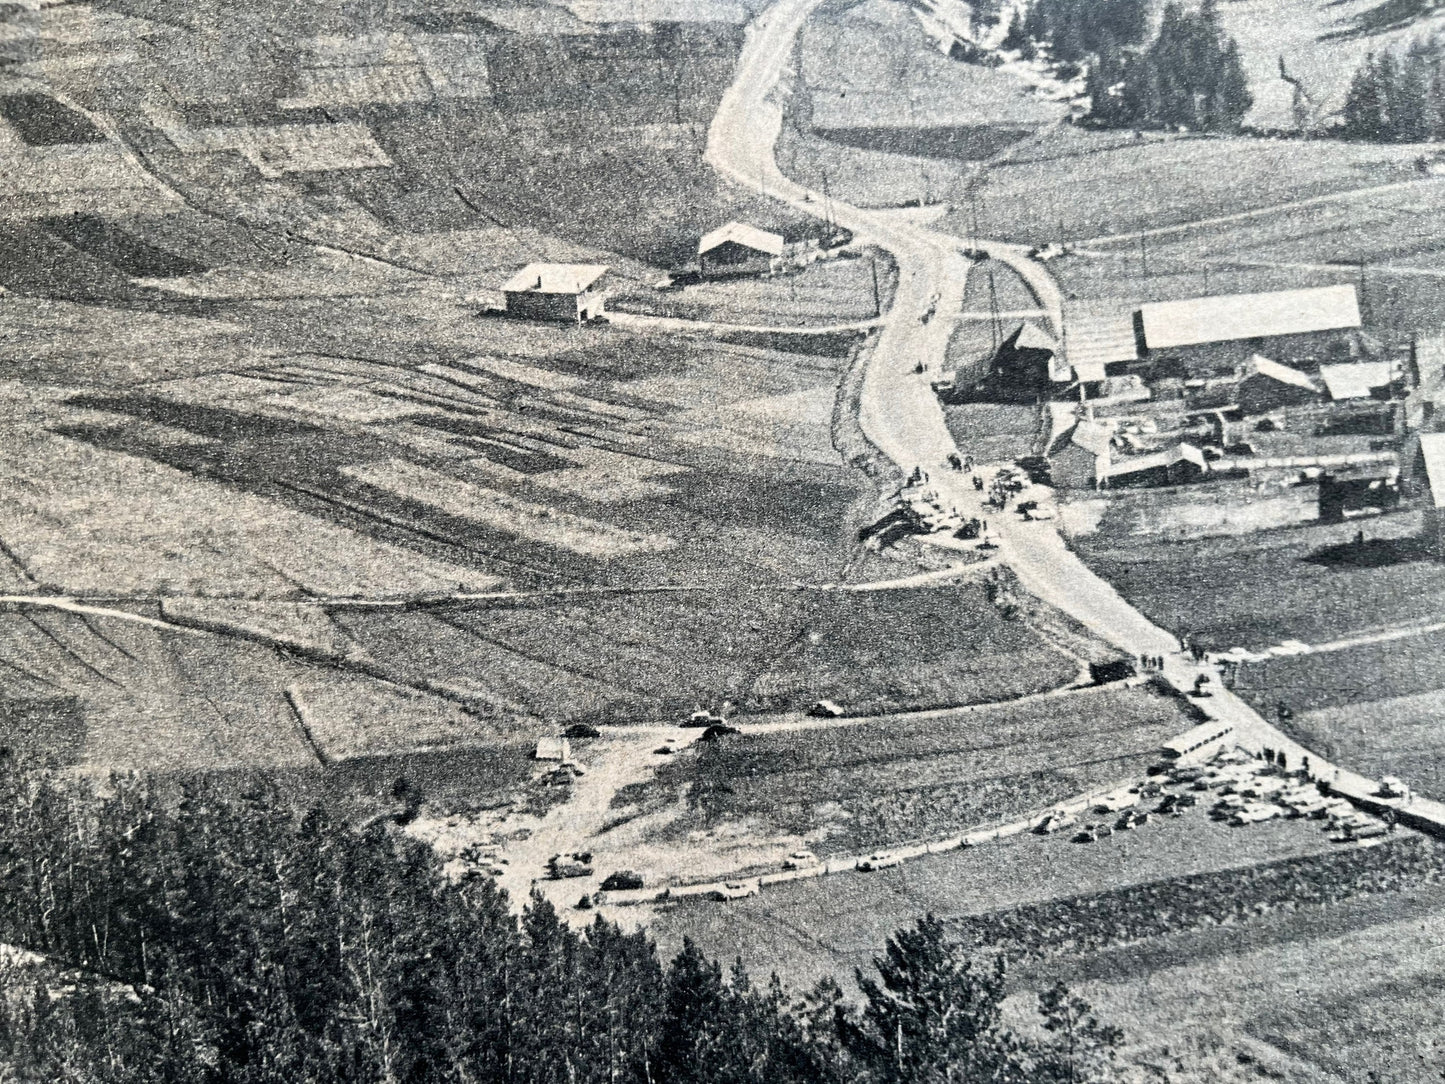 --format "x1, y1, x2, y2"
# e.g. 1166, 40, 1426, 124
1230, 803, 1281, 826
708, 880, 760, 901
1033, 810, 1077, 834
858, 851, 901, 871
1379, 776, 1411, 800
683, 710, 727, 728
782, 850, 819, 870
